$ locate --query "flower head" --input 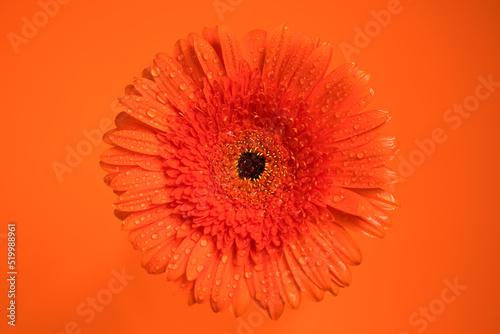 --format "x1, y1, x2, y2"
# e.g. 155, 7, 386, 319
100, 24, 398, 319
